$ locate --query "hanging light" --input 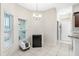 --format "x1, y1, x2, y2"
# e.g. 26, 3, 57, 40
39, 14, 42, 18
33, 13, 36, 17
33, 13, 42, 18
33, 3, 42, 18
